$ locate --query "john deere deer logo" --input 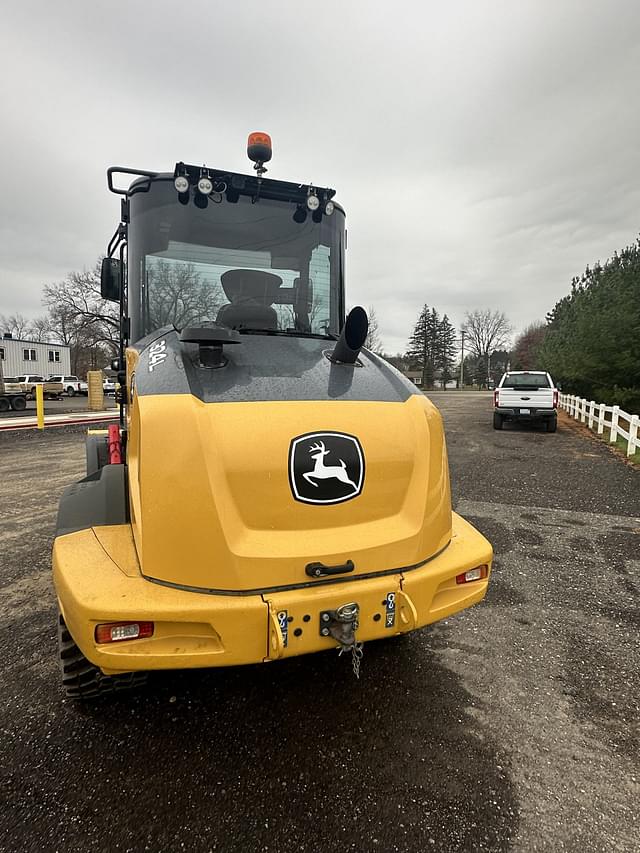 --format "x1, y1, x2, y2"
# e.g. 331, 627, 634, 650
289, 432, 364, 505
303, 441, 358, 490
